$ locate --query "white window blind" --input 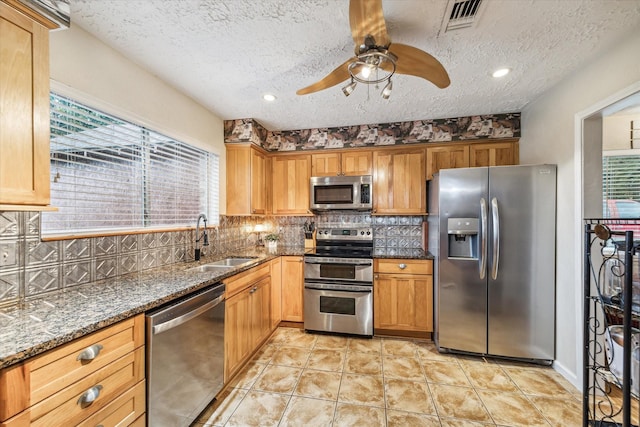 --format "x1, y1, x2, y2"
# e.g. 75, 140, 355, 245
602, 153, 640, 218
43, 93, 219, 234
